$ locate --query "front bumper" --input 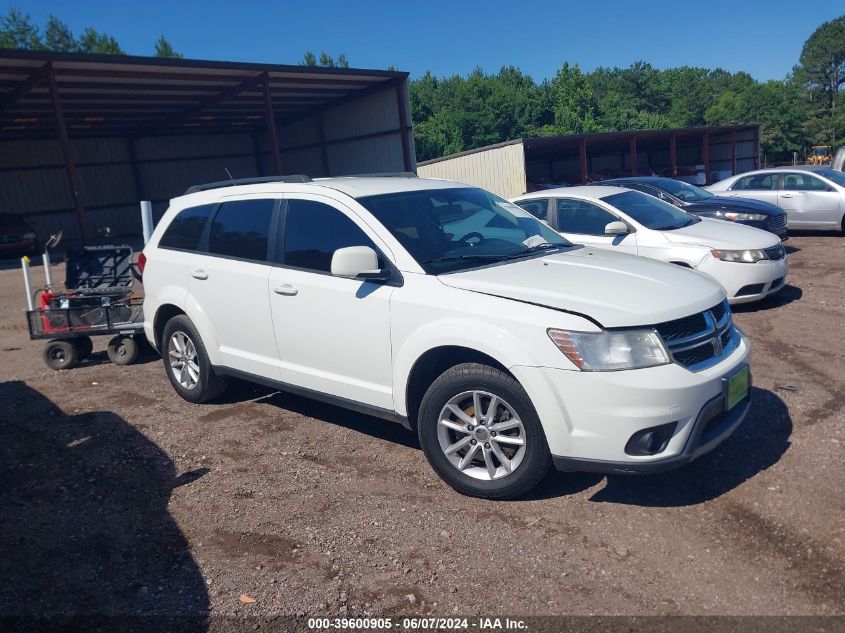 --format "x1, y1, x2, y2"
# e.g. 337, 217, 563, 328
552, 387, 750, 474
696, 255, 788, 304
510, 332, 751, 467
